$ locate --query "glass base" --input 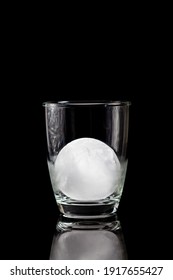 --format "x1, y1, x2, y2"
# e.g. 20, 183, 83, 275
58, 201, 118, 219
